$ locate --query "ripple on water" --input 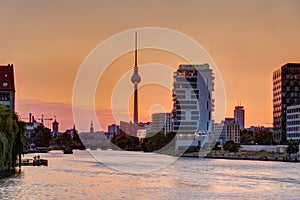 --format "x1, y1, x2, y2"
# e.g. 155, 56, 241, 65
0, 151, 299, 199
